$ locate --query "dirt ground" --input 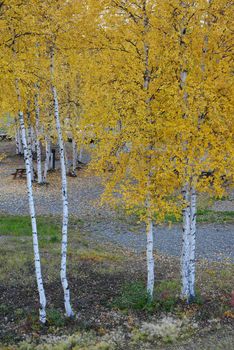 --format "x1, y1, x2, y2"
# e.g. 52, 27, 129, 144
0, 227, 233, 348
